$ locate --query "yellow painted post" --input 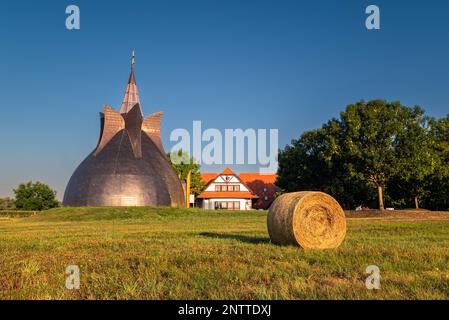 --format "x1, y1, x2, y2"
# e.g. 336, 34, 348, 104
186, 170, 192, 208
